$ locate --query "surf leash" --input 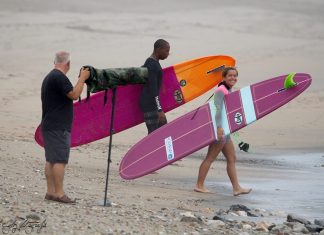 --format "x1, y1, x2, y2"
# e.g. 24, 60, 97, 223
232, 132, 252, 153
